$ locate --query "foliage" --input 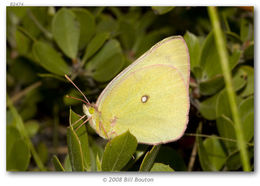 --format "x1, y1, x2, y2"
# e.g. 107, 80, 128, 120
6, 7, 254, 171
